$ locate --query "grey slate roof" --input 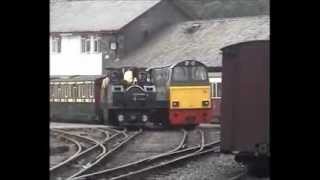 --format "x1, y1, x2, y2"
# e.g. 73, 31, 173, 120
106, 15, 269, 68
50, 0, 161, 32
